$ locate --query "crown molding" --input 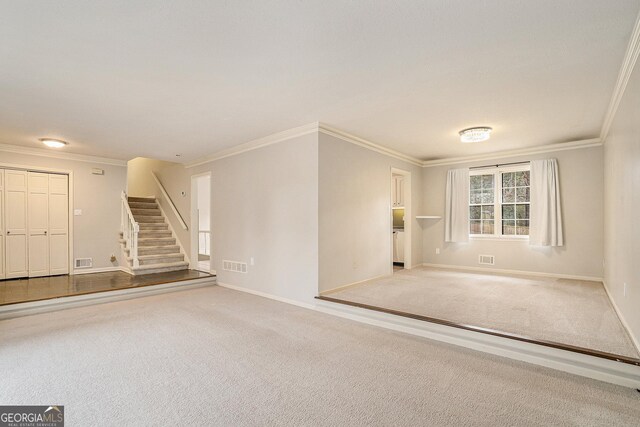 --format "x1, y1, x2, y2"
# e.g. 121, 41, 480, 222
600, 9, 640, 141
421, 138, 602, 168
0, 142, 127, 166
184, 122, 320, 168
317, 124, 424, 167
